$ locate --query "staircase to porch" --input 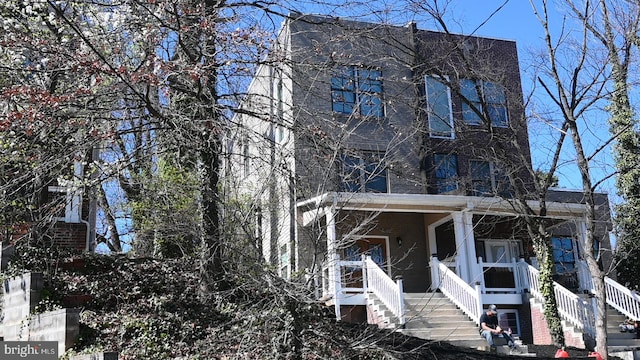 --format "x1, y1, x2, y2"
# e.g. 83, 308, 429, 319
605, 307, 640, 353
400, 292, 488, 349
367, 291, 530, 354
